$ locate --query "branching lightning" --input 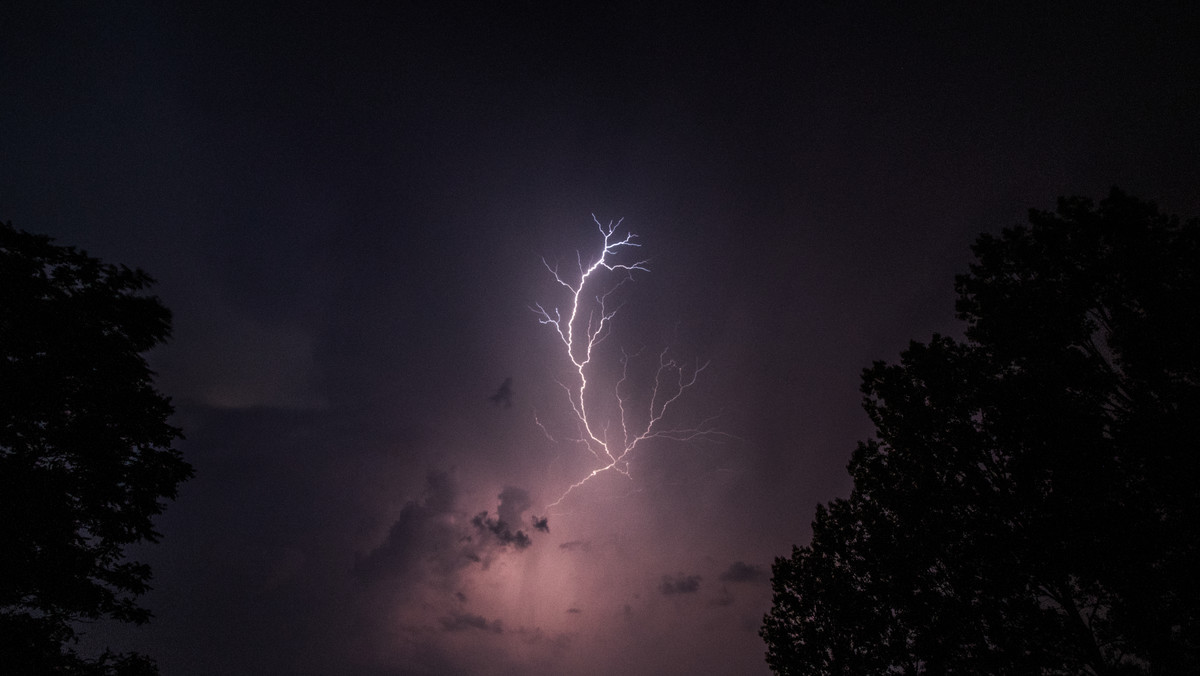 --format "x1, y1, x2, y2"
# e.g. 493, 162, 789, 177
533, 216, 722, 509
